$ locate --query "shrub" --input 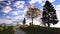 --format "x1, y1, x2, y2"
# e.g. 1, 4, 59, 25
20, 24, 29, 30
0, 27, 3, 30
4, 24, 8, 29
12, 26, 16, 31
0, 26, 15, 34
